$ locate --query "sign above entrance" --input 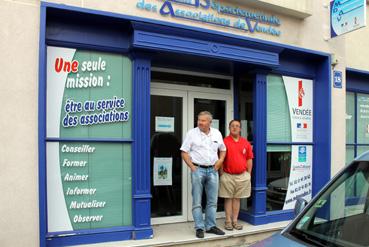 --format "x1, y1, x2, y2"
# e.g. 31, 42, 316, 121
136, 0, 281, 37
